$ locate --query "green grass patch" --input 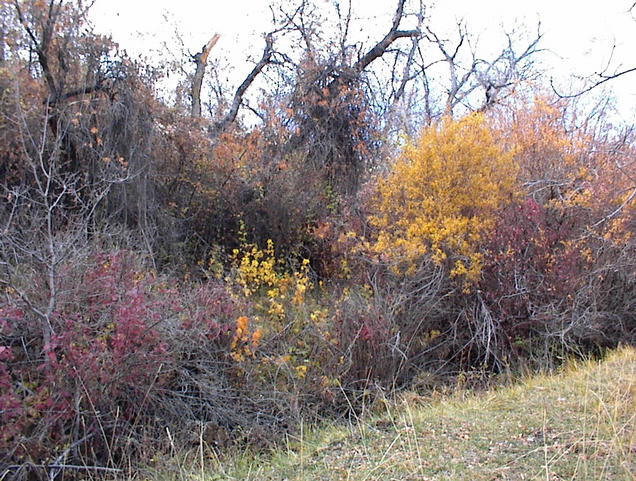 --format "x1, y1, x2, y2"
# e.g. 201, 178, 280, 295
148, 346, 635, 481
